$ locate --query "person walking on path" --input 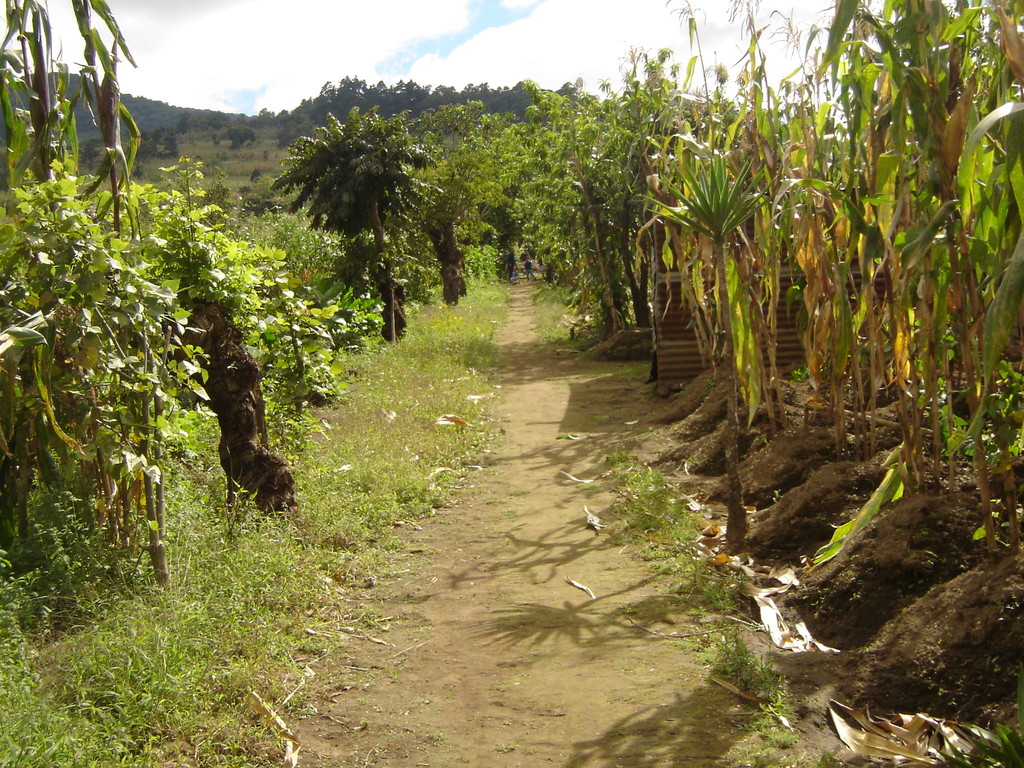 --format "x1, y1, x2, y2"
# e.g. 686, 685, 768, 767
504, 248, 517, 283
